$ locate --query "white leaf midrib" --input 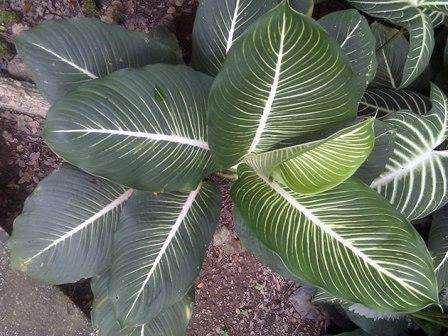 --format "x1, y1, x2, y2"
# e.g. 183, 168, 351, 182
52, 129, 210, 150
31, 42, 98, 79
226, 0, 241, 53
370, 149, 434, 188
24, 188, 134, 265
259, 173, 430, 298
248, 13, 287, 153
123, 183, 202, 322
